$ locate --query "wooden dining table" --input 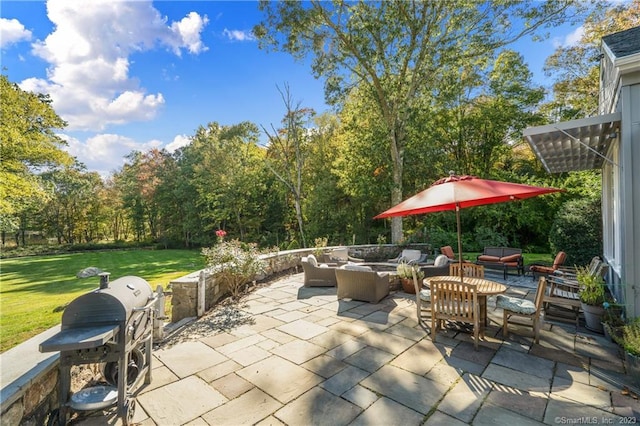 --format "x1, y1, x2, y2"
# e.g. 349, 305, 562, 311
424, 275, 507, 326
